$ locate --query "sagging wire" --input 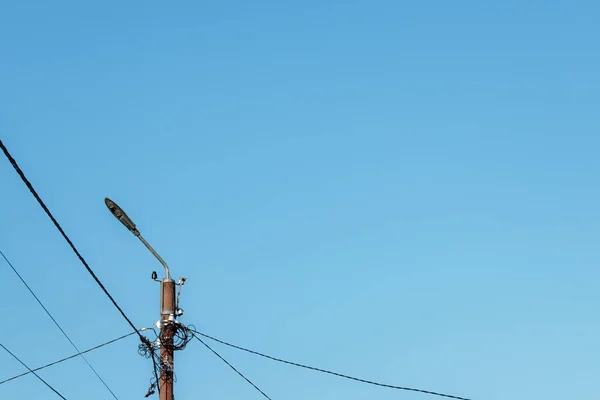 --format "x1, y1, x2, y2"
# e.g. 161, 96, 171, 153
190, 329, 473, 400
